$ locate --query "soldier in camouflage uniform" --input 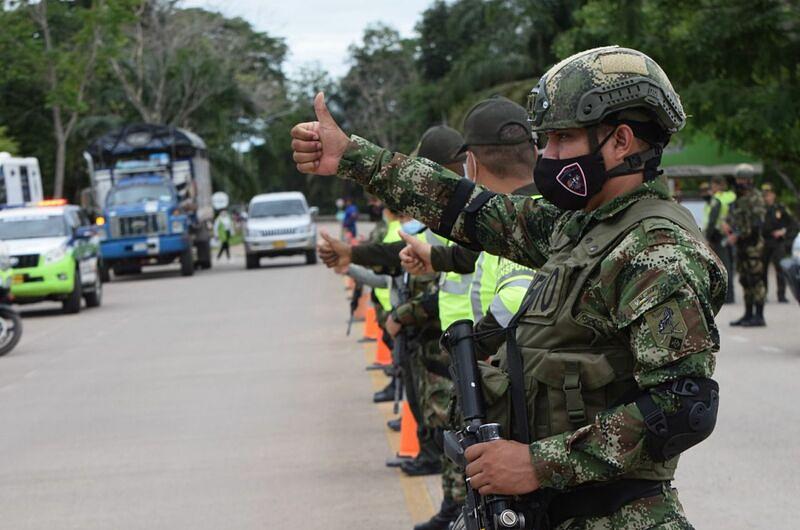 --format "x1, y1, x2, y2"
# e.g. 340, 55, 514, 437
293, 46, 726, 529
726, 163, 767, 327
318, 127, 468, 479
